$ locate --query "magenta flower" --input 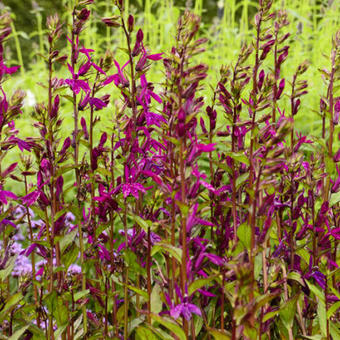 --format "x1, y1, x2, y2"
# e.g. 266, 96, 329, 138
7, 137, 33, 152
121, 182, 146, 199
0, 190, 17, 205
103, 59, 130, 87
170, 302, 201, 321
65, 63, 91, 95
0, 45, 20, 79
137, 74, 165, 127
0, 63, 19, 78
89, 97, 107, 110
21, 190, 40, 207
